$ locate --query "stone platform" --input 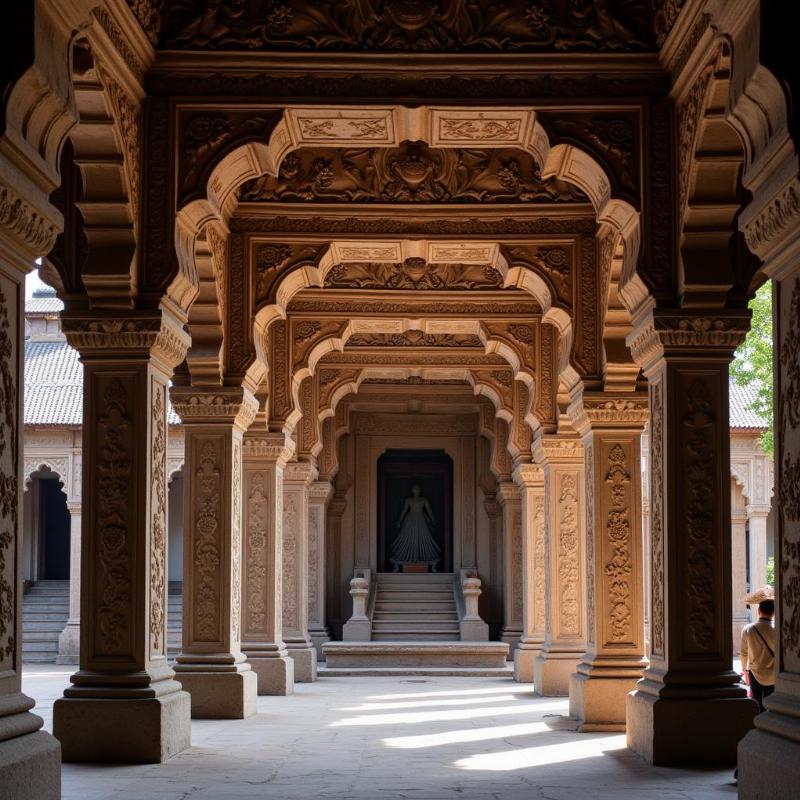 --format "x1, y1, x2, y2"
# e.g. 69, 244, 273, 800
322, 641, 509, 670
